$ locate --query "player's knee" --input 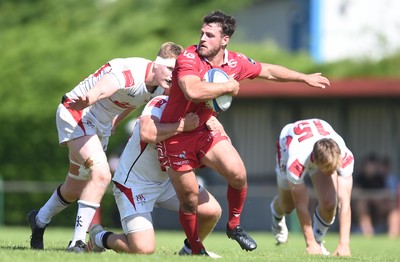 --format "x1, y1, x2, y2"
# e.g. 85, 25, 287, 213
182, 197, 198, 213
281, 204, 295, 215
212, 207, 222, 223
127, 245, 154, 254
229, 178, 247, 190
202, 204, 222, 222
84, 151, 112, 183
319, 199, 337, 214
226, 168, 247, 189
